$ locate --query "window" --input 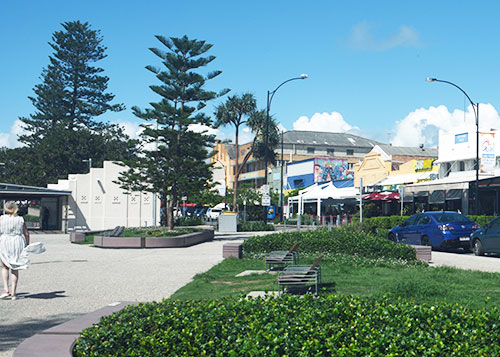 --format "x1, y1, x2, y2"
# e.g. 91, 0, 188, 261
327, 148, 335, 155
346, 149, 354, 156
307, 147, 315, 154
459, 161, 465, 171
